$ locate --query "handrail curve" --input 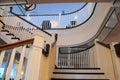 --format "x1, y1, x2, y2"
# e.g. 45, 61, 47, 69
0, 38, 34, 50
